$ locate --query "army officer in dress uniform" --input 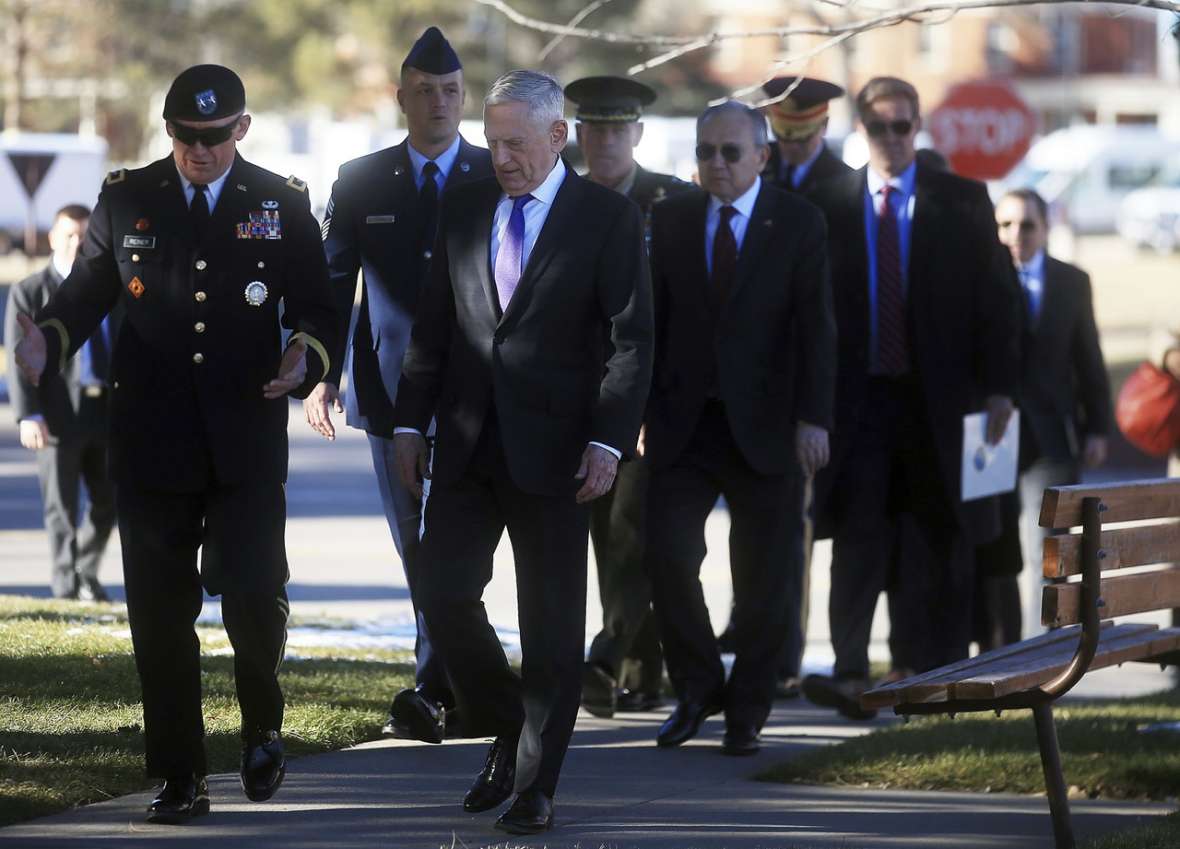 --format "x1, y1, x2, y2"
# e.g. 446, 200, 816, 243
14, 65, 337, 825
564, 75, 696, 719
760, 76, 851, 197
